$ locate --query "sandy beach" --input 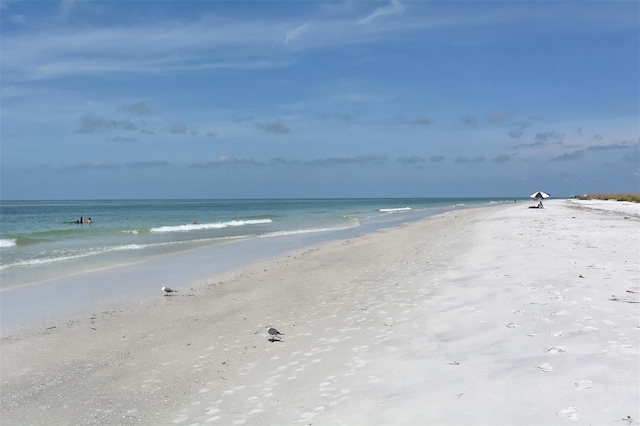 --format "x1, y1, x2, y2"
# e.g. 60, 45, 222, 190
1, 199, 638, 425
